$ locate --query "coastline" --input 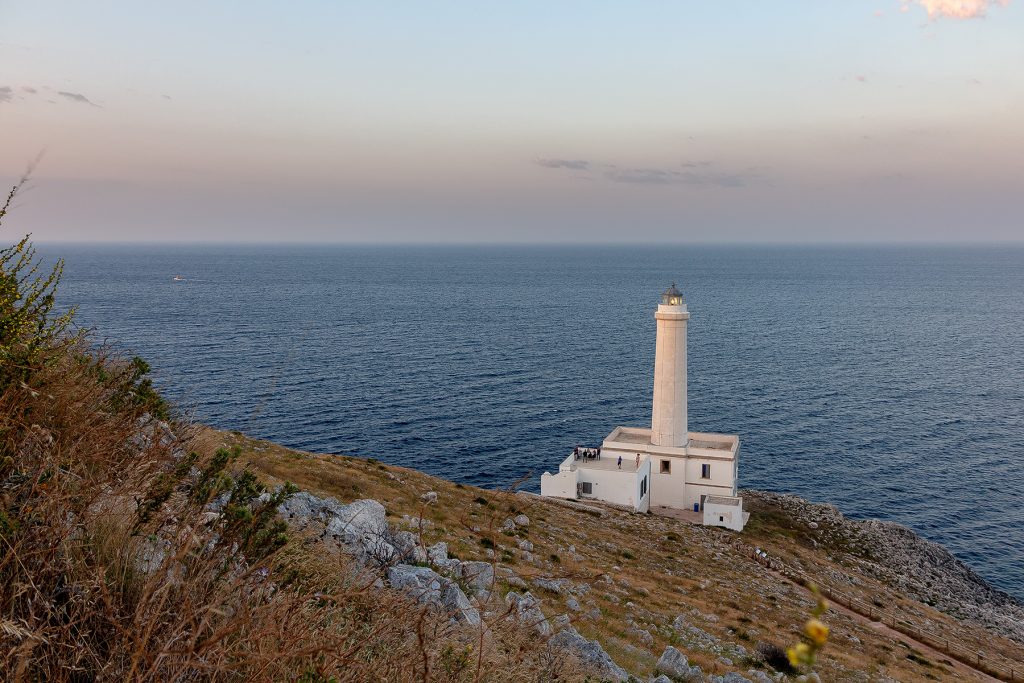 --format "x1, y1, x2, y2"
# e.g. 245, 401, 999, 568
208, 427, 1024, 681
